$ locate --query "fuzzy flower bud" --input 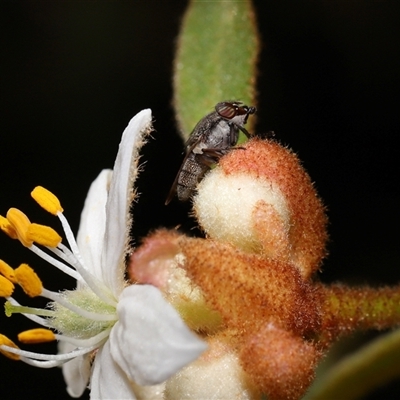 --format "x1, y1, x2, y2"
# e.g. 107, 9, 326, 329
193, 138, 328, 279
165, 334, 261, 400
240, 324, 320, 400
